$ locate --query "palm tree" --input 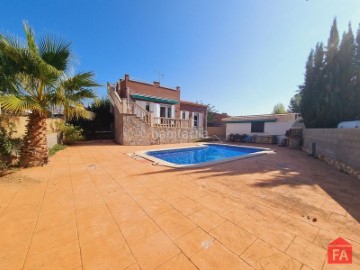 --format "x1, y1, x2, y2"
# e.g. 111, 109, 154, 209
0, 22, 99, 167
